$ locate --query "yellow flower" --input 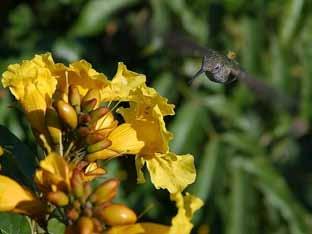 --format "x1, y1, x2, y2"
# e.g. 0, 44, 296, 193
1, 53, 57, 134
107, 193, 203, 234
0, 146, 3, 156
101, 62, 146, 102
58, 59, 109, 98
81, 162, 106, 182
86, 122, 144, 162
168, 192, 203, 234
119, 101, 195, 193
0, 175, 45, 216
35, 152, 72, 192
